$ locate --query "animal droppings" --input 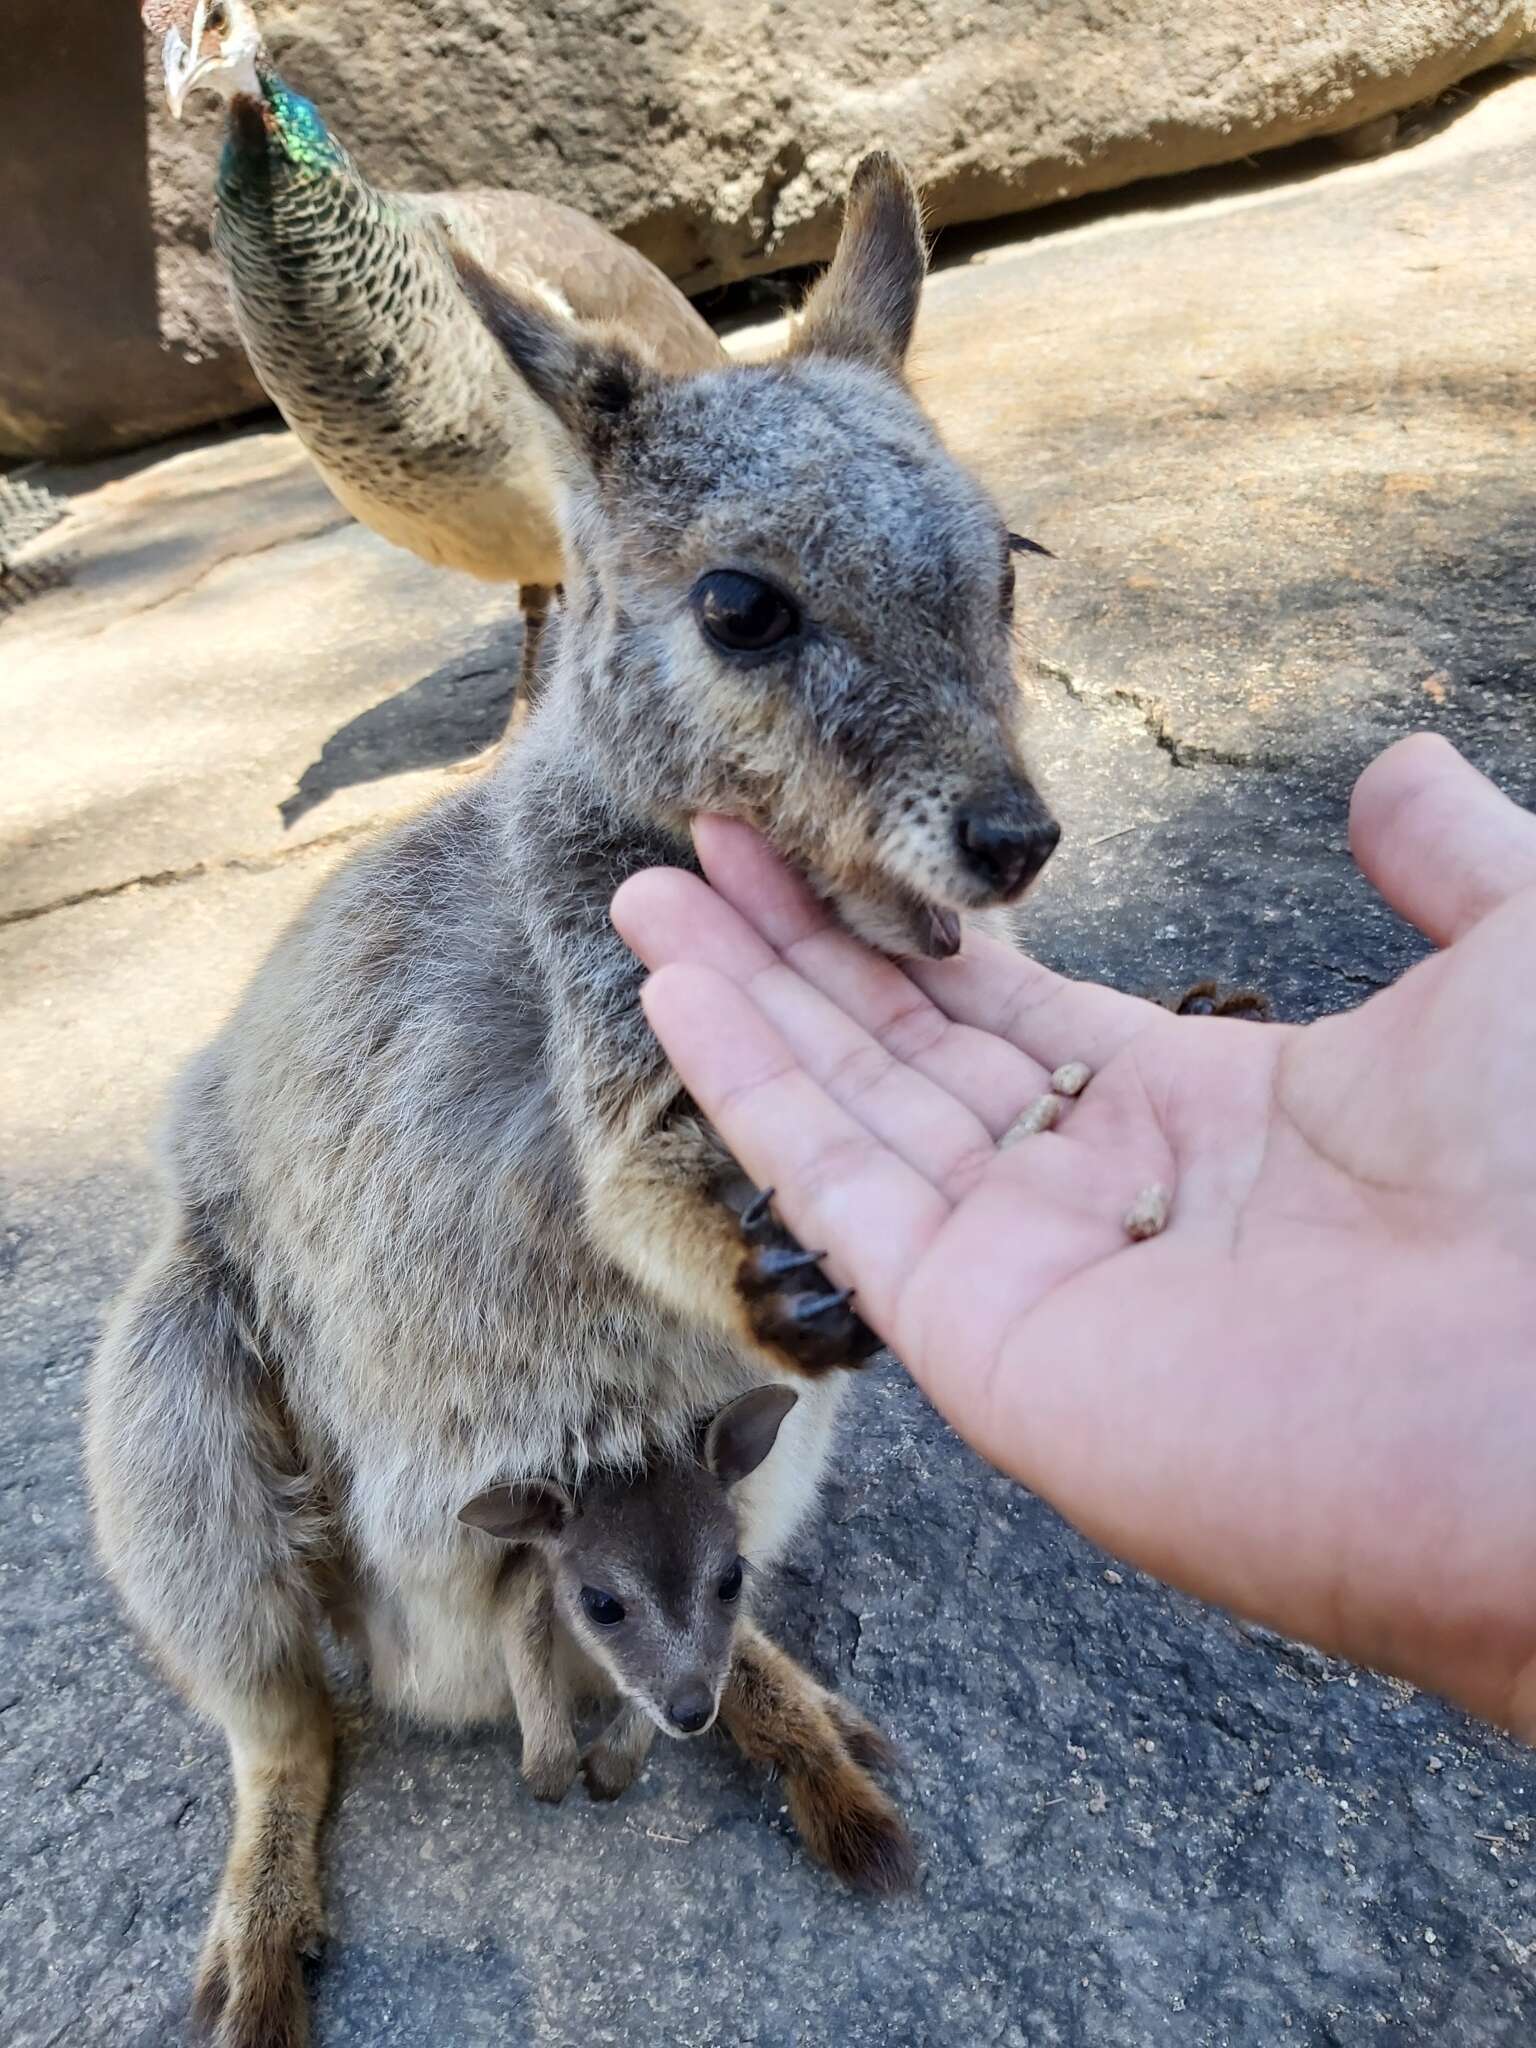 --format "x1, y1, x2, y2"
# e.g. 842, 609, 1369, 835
1000, 1092, 1064, 1147
1049, 1061, 1092, 1098
1123, 1184, 1171, 1240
